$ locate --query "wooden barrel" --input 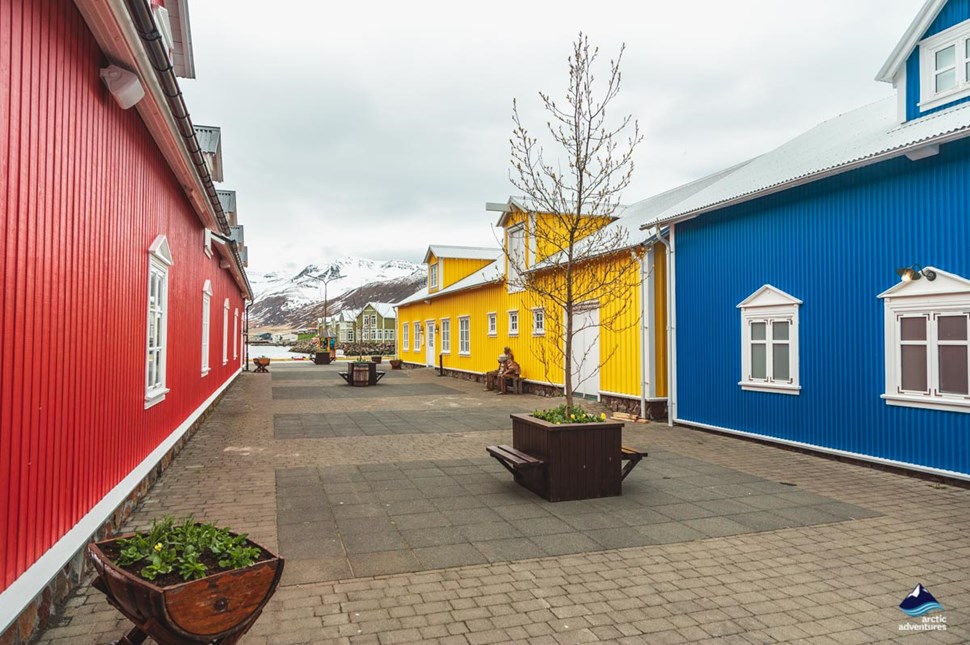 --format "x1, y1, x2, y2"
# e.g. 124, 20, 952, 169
352, 364, 370, 386
88, 534, 283, 644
